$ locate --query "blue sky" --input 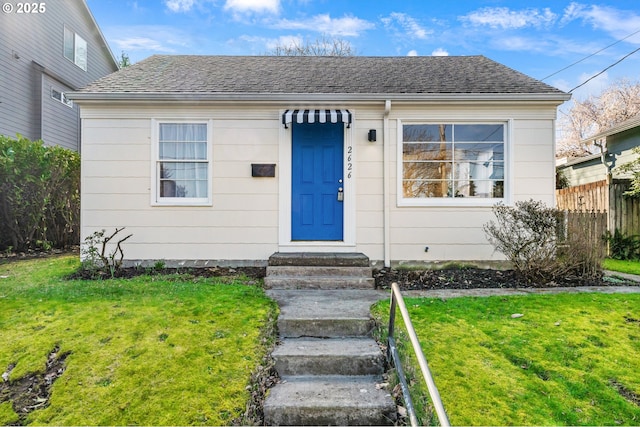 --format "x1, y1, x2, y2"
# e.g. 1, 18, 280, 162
87, 0, 640, 101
